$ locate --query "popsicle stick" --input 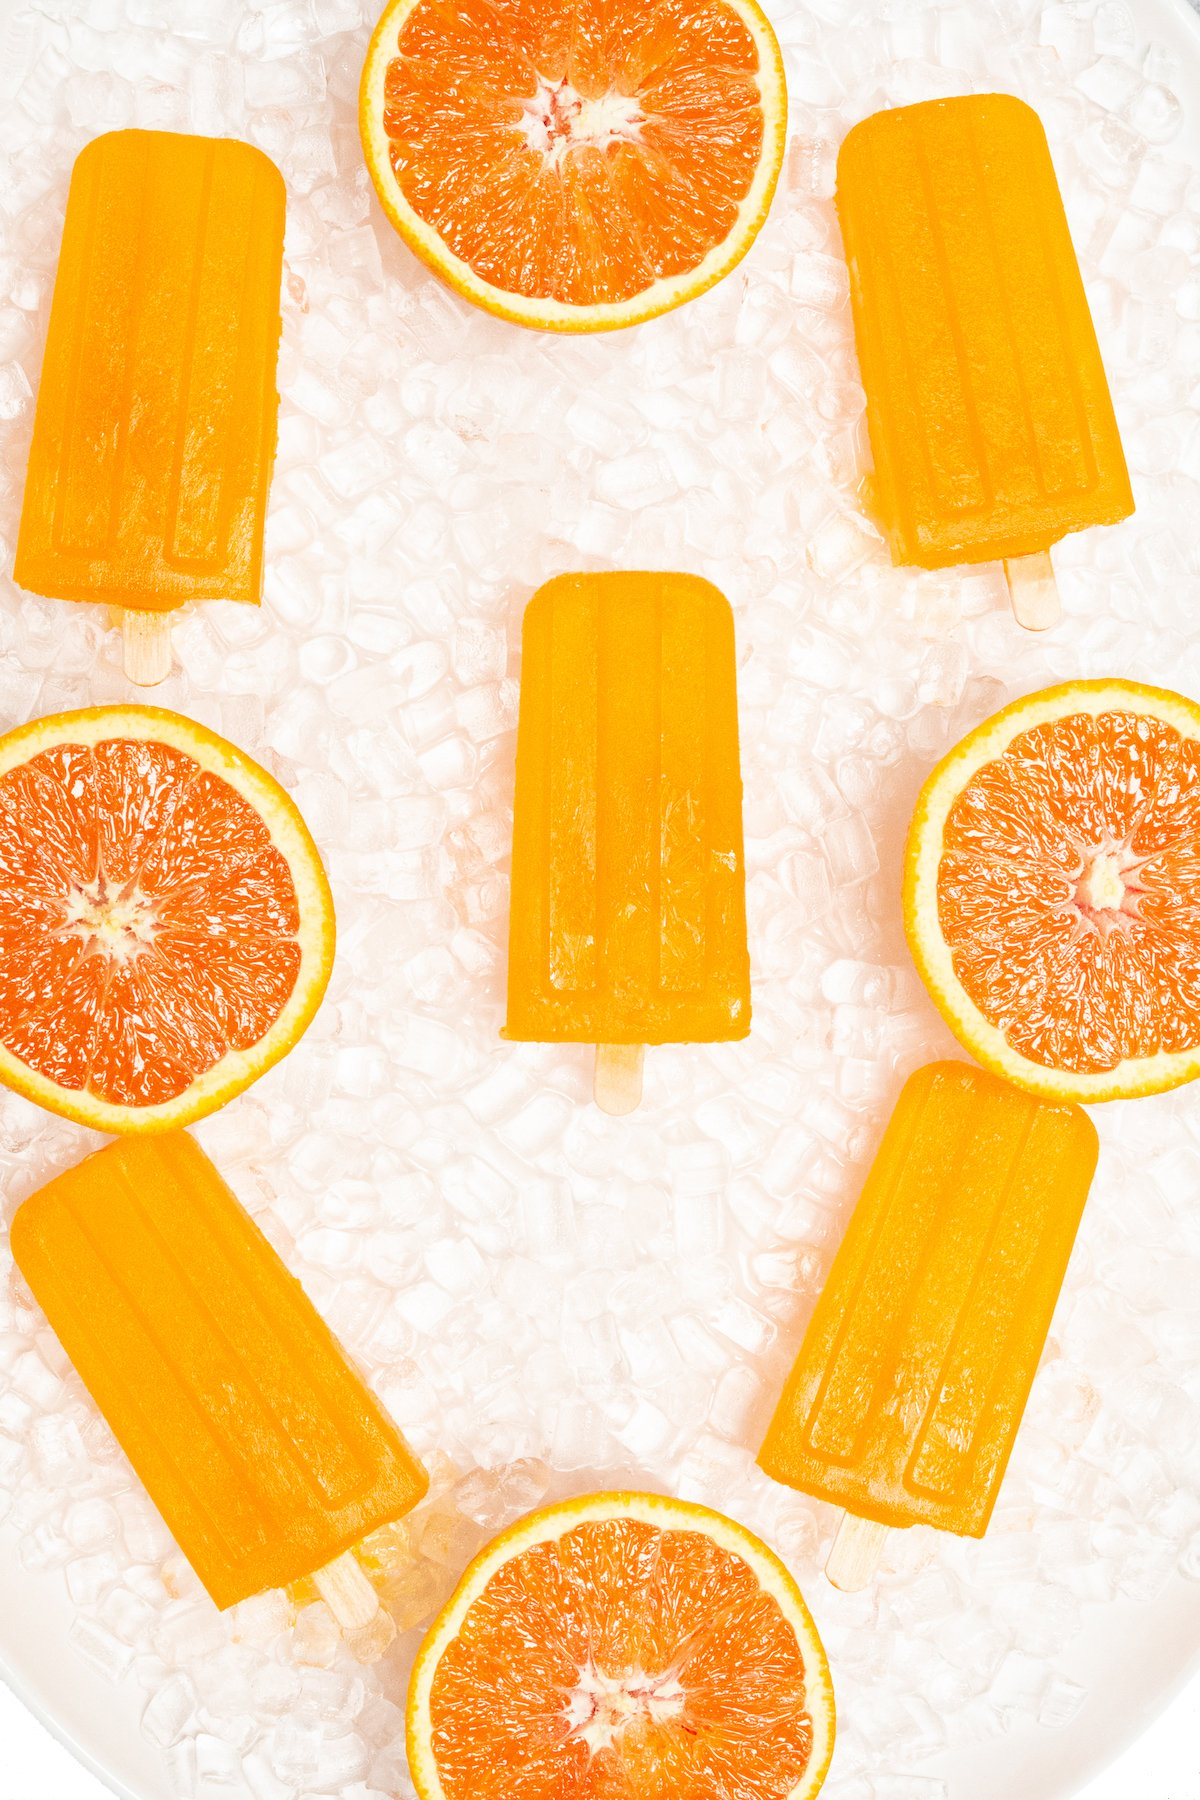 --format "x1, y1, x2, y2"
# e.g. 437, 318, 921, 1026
825, 1514, 889, 1591
313, 1551, 396, 1664
120, 608, 173, 686
594, 1044, 644, 1115
1002, 551, 1060, 632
